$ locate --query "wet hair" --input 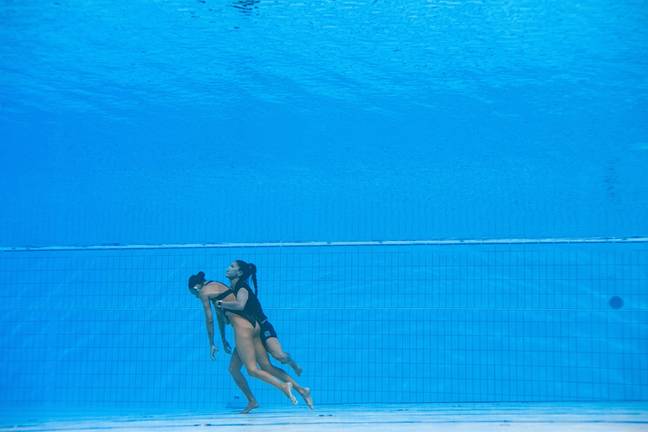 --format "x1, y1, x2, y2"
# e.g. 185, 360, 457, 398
234, 260, 258, 295
187, 271, 206, 295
